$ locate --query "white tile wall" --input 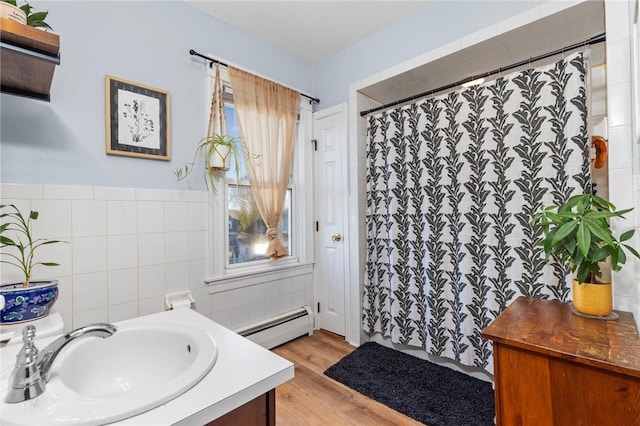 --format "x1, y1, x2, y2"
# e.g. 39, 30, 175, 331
165, 202, 189, 232
73, 272, 108, 311
165, 261, 190, 293
138, 233, 165, 267
44, 185, 93, 200
72, 237, 108, 274
209, 273, 315, 331
138, 264, 166, 299
31, 199, 72, 238
607, 124, 633, 170
604, 0, 640, 314
0, 184, 210, 331
1, 182, 312, 333
72, 200, 107, 237
188, 259, 207, 289
137, 201, 165, 233
107, 235, 138, 270
107, 201, 138, 235
108, 268, 138, 305
108, 302, 138, 323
